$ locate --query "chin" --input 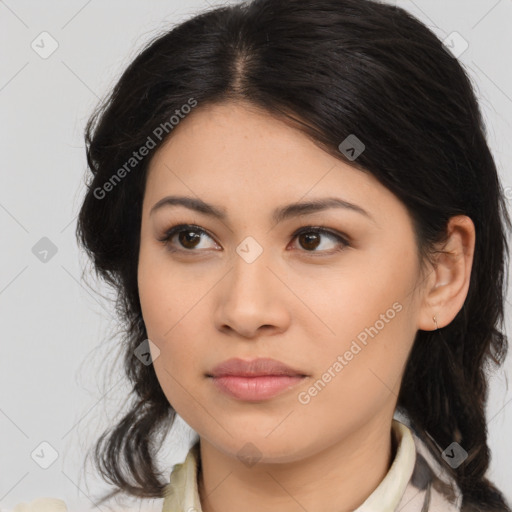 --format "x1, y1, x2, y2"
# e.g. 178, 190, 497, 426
205, 433, 314, 466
